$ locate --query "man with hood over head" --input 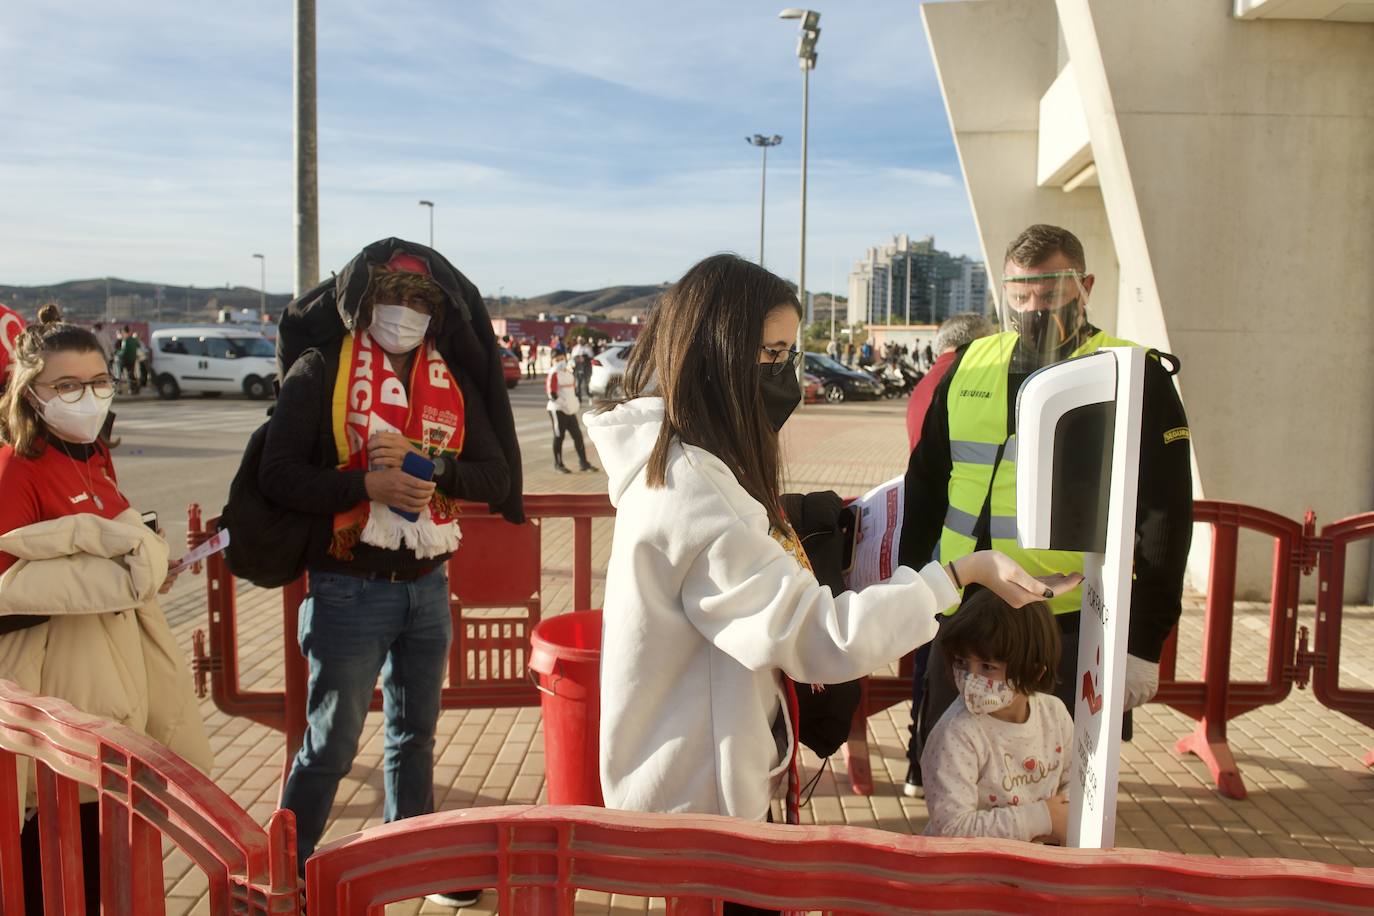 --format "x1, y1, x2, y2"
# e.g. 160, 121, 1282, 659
261, 240, 517, 908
